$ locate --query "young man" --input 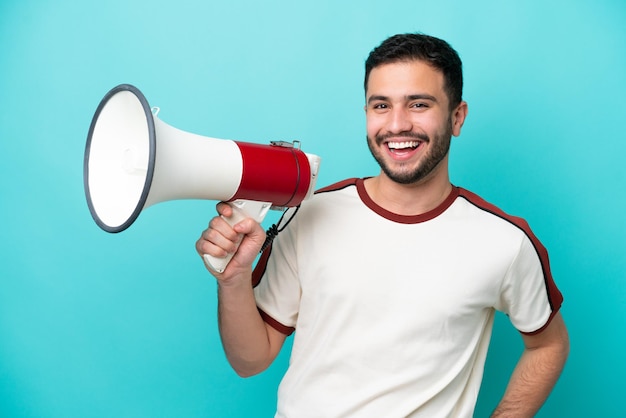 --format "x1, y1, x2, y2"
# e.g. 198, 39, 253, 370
197, 33, 569, 417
